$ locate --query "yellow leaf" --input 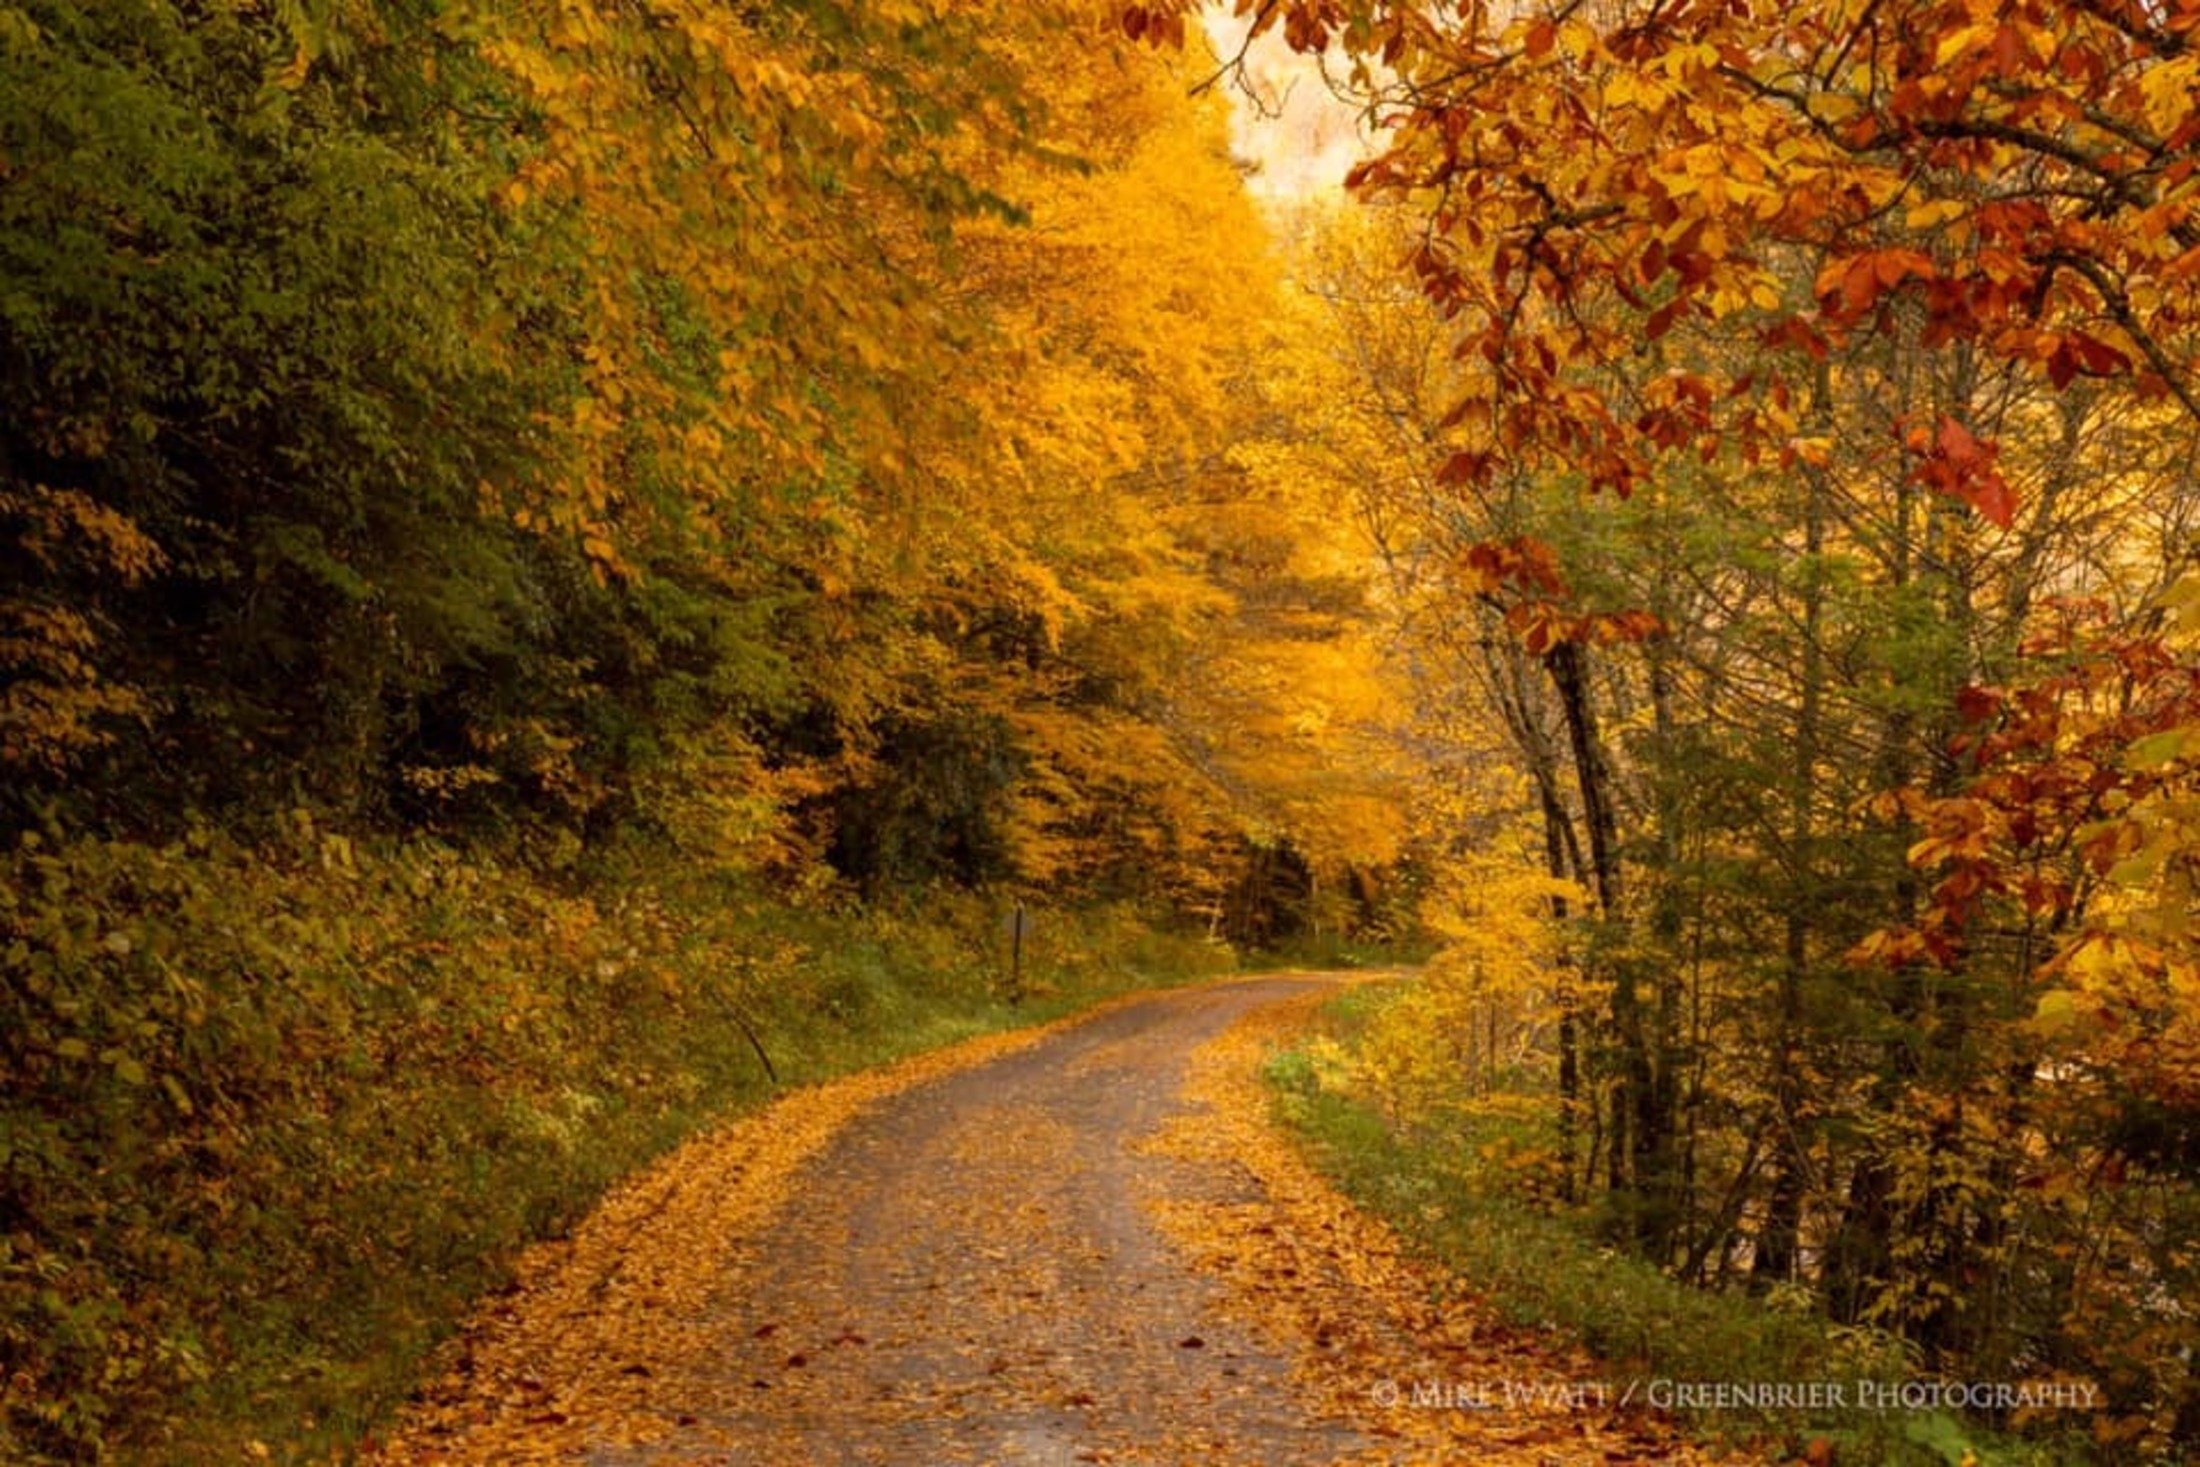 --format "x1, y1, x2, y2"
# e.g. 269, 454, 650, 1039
1904, 197, 1968, 231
